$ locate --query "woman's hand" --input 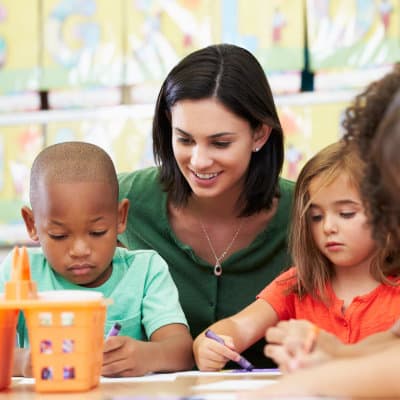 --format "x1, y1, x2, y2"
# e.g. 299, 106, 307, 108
193, 332, 241, 371
265, 319, 340, 372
